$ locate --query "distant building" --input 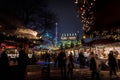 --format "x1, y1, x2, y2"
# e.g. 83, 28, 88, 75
60, 32, 81, 49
